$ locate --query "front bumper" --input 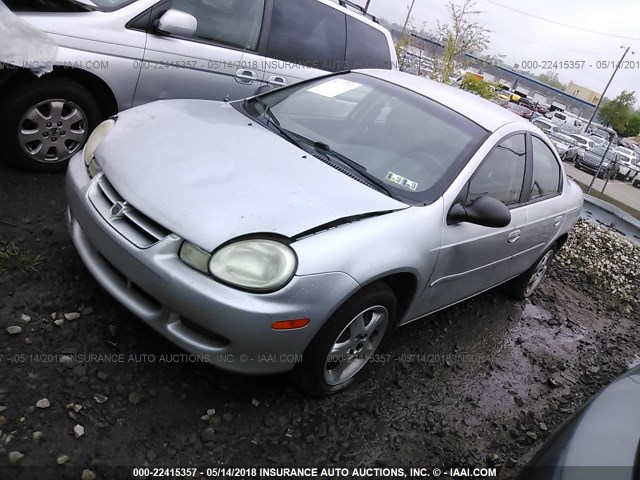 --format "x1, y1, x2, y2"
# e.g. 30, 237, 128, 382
576, 158, 607, 173
65, 153, 361, 374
